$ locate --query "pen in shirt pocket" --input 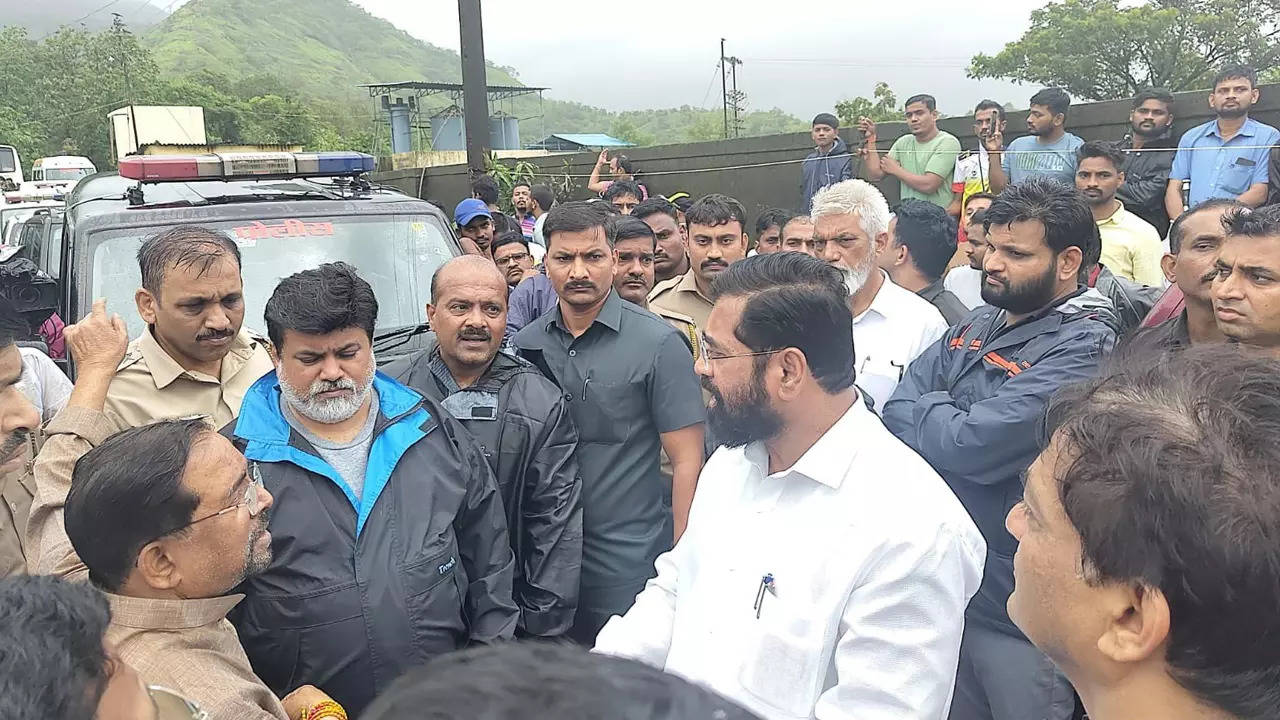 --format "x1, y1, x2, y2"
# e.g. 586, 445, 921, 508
581, 371, 592, 401
754, 573, 776, 619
